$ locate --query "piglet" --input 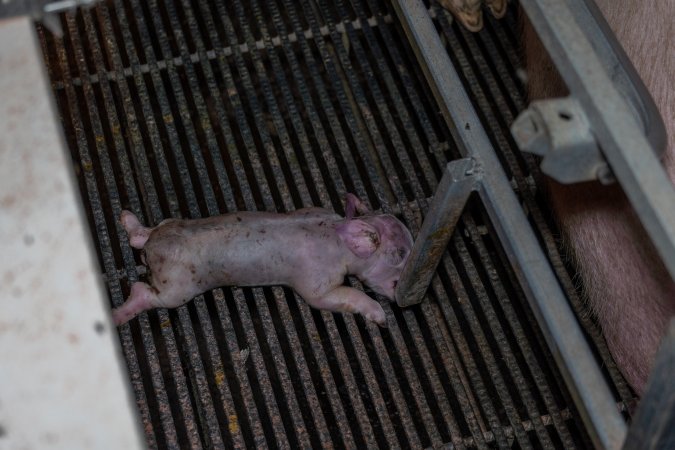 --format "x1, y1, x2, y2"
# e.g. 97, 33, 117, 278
112, 194, 413, 327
